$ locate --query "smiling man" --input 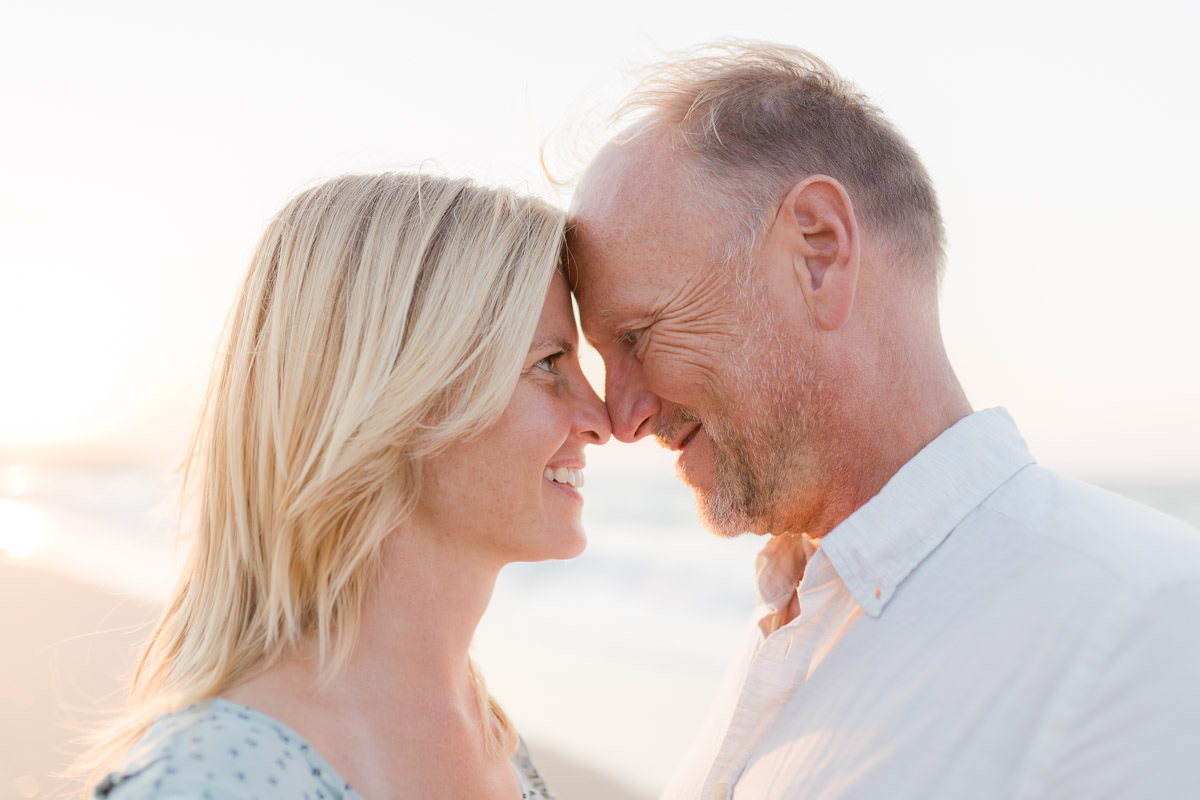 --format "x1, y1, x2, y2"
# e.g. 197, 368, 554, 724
568, 42, 1200, 799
